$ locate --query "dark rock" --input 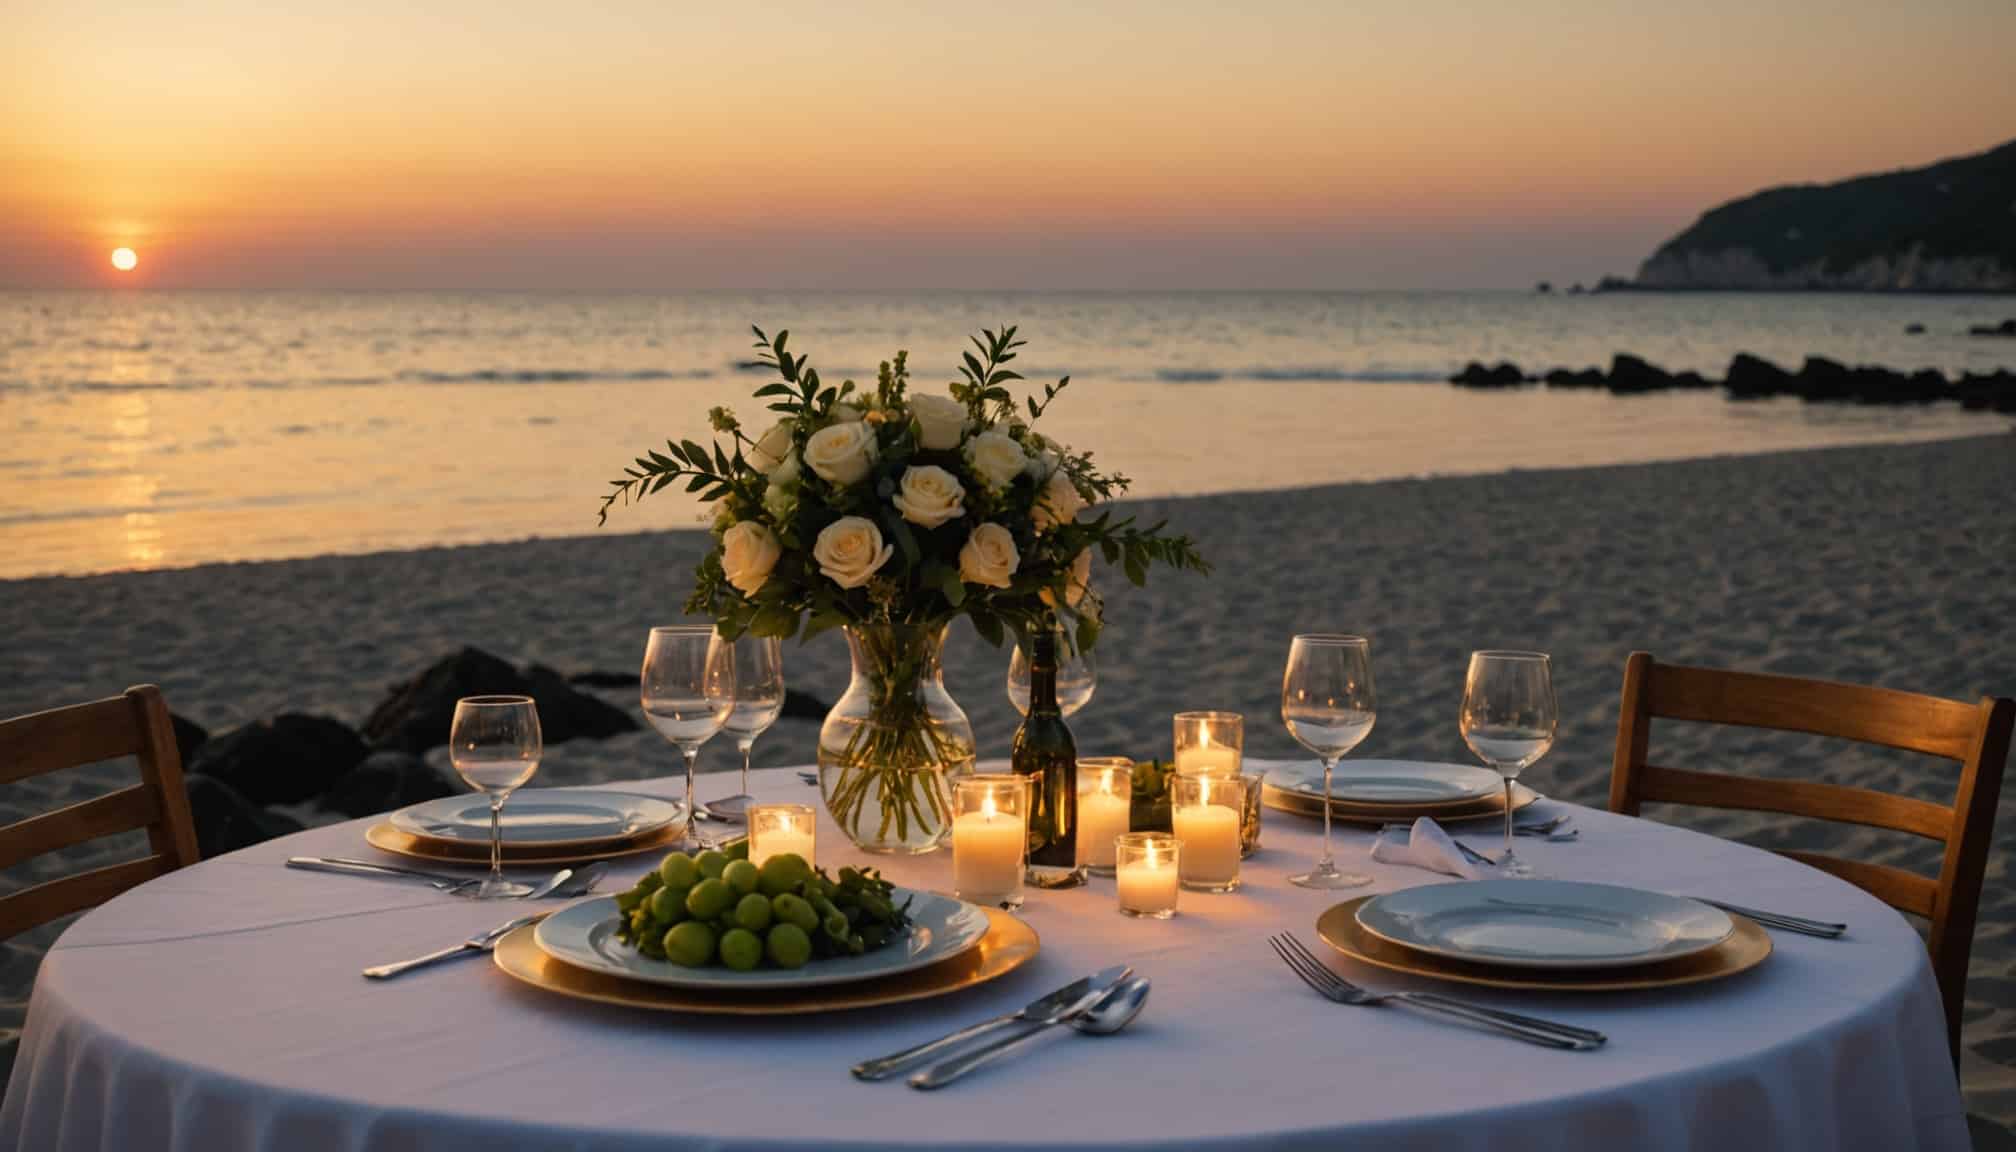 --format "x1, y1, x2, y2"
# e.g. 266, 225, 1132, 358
1450, 361, 1526, 389
1844, 366, 1910, 404
1975, 1034, 2016, 1067
781, 688, 829, 721
1957, 370, 2016, 412
1543, 368, 1605, 390
1795, 356, 1852, 403
190, 714, 369, 806
1904, 323, 1927, 334
169, 713, 208, 767
1908, 369, 1952, 403
1567, 282, 1586, 295
1967, 318, 2016, 338
321, 750, 456, 818
185, 775, 304, 859
1724, 353, 1793, 399
363, 646, 637, 754
1534, 281, 1552, 294
1672, 370, 1713, 390
1606, 353, 1674, 394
